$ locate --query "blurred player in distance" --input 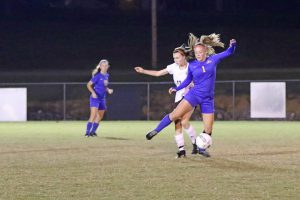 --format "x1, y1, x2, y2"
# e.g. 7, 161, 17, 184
85, 59, 113, 137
